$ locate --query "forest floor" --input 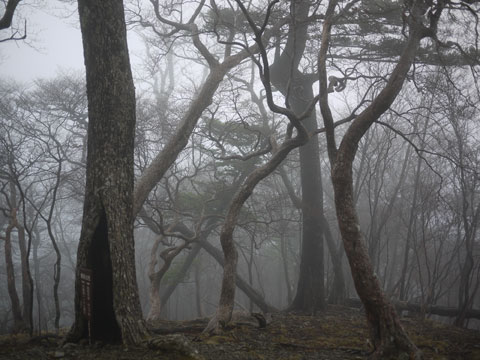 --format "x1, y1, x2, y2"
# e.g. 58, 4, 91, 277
0, 305, 479, 359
